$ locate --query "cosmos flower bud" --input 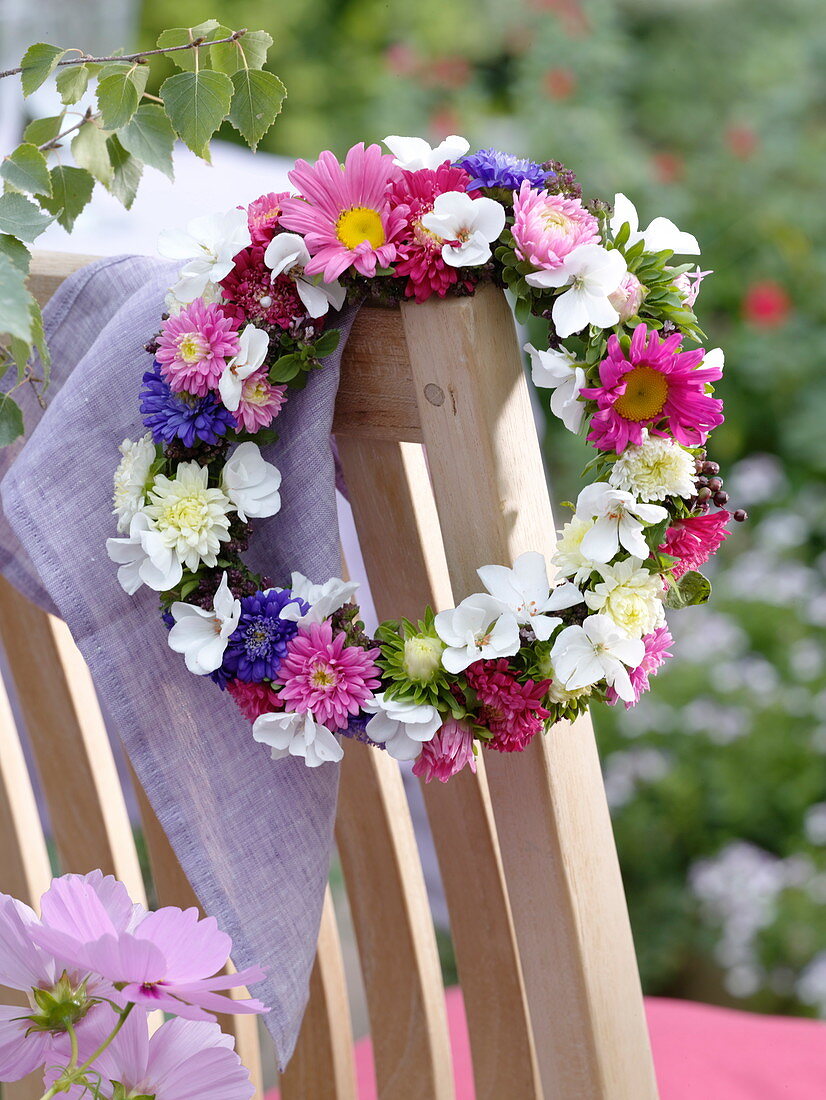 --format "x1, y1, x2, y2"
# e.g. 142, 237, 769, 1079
27, 973, 93, 1034
608, 271, 645, 322
403, 634, 445, 682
